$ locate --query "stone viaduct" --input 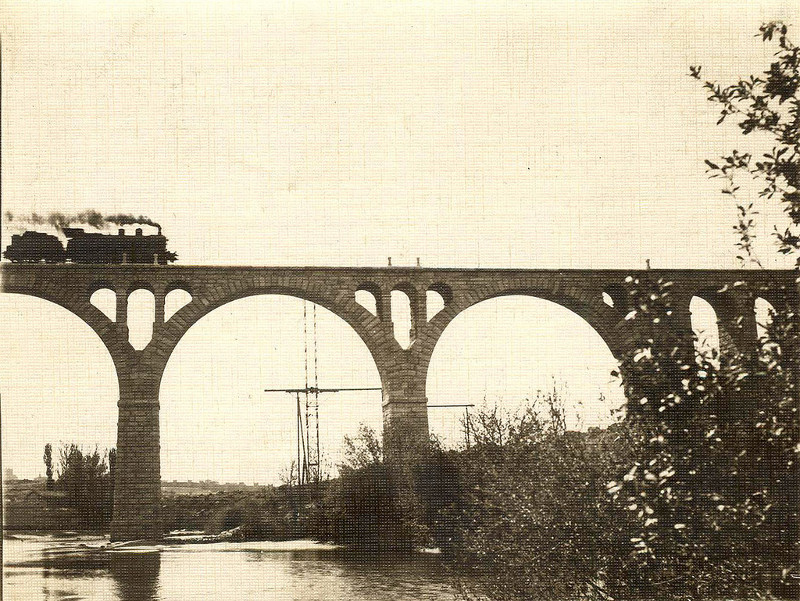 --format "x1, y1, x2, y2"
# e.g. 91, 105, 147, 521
1, 264, 796, 541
